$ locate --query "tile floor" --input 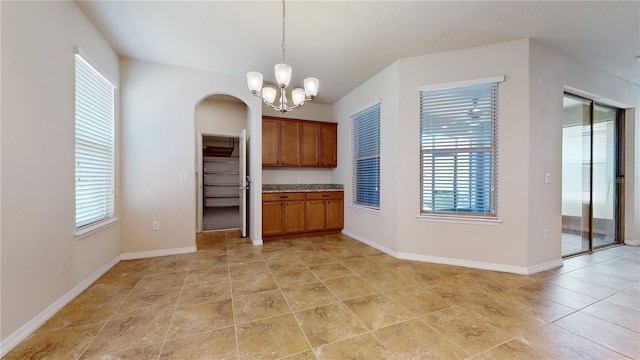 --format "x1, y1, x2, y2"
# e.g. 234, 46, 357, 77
4, 231, 639, 359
